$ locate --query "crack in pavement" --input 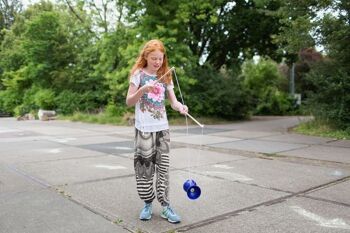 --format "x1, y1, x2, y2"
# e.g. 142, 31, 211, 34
169, 176, 350, 232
